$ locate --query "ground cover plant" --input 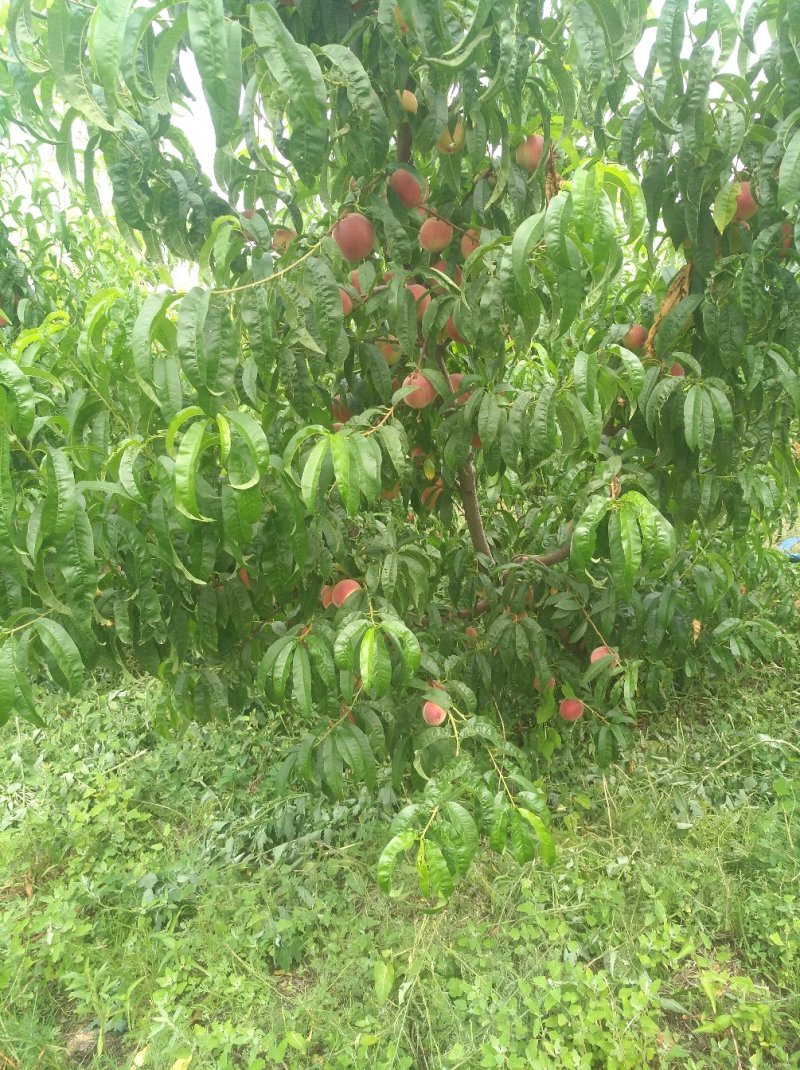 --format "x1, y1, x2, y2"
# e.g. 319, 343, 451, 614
0, 666, 798, 1067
